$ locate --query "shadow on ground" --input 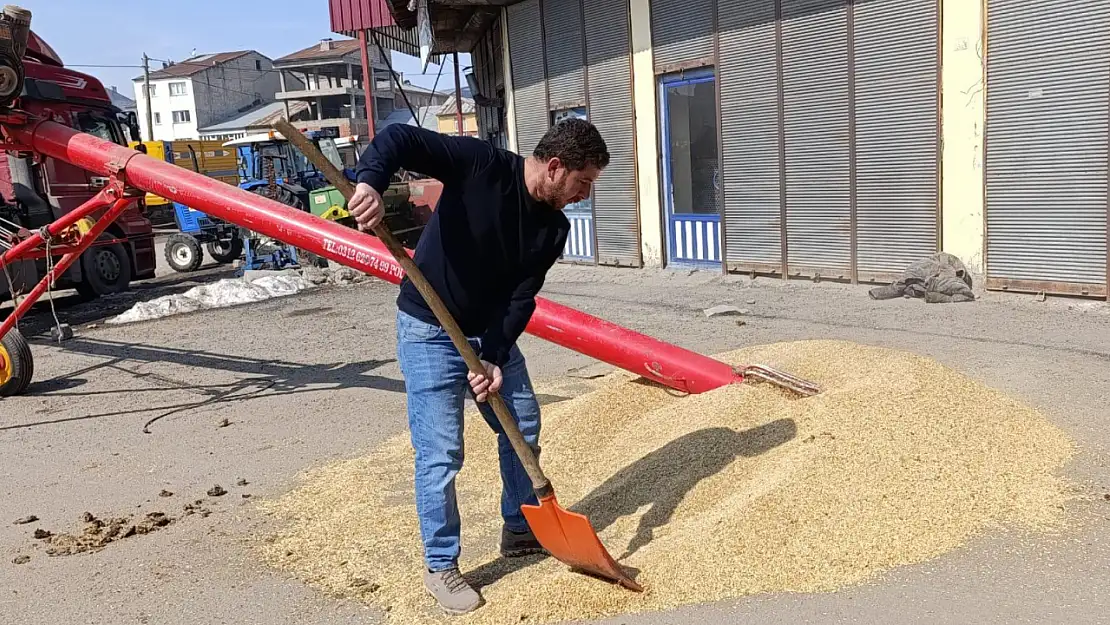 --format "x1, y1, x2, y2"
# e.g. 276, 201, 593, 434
1, 336, 405, 432
2, 264, 238, 337
465, 420, 796, 590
